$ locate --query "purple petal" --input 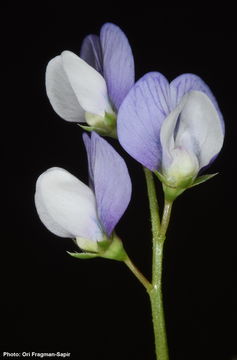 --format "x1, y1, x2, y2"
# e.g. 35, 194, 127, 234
170, 73, 224, 132
117, 72, 170, 171
100, 23, 135, 111
80, 34, 103, 74
83, 132, 95, 188
86, 132, 132, 236
82, 133, 96, 188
